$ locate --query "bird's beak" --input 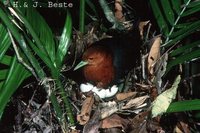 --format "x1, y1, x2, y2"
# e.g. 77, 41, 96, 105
74, 60, 89, 71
